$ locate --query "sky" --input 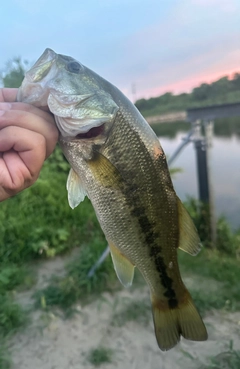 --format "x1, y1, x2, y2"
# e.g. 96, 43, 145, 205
1, 0, 240, 100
